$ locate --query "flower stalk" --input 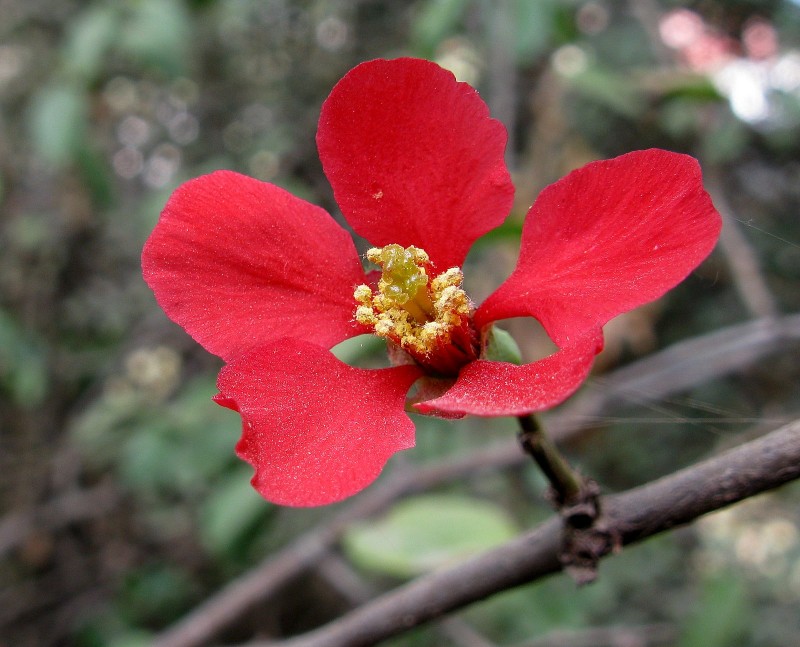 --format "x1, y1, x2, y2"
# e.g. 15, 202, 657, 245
517, 414, 583, 506
518, 414, 611, 583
